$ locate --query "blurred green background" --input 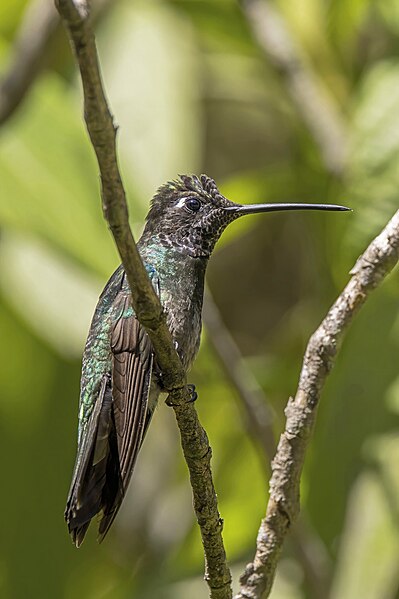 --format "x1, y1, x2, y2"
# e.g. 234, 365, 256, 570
1, 1, 399, 598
